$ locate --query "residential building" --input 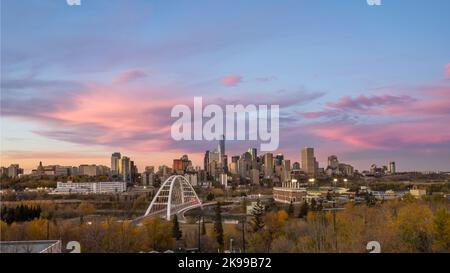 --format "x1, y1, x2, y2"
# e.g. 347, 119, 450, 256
111, 152, 121, 175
